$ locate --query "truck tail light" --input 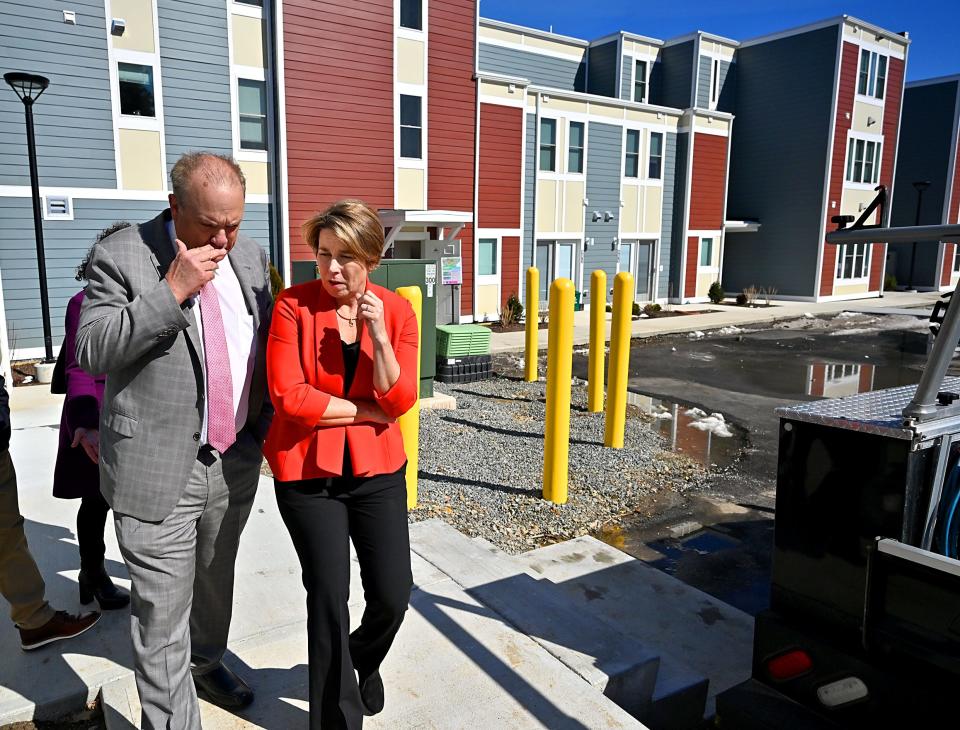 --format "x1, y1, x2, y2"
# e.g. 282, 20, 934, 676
766, 649, 813, 681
